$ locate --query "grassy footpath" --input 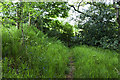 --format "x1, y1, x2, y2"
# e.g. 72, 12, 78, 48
66, 52, 75, 78
71, 45, 119, 78
2, 25, 119, 78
